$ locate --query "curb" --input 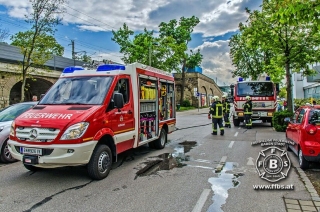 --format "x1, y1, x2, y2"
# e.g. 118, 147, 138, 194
296, 167, 320, 201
